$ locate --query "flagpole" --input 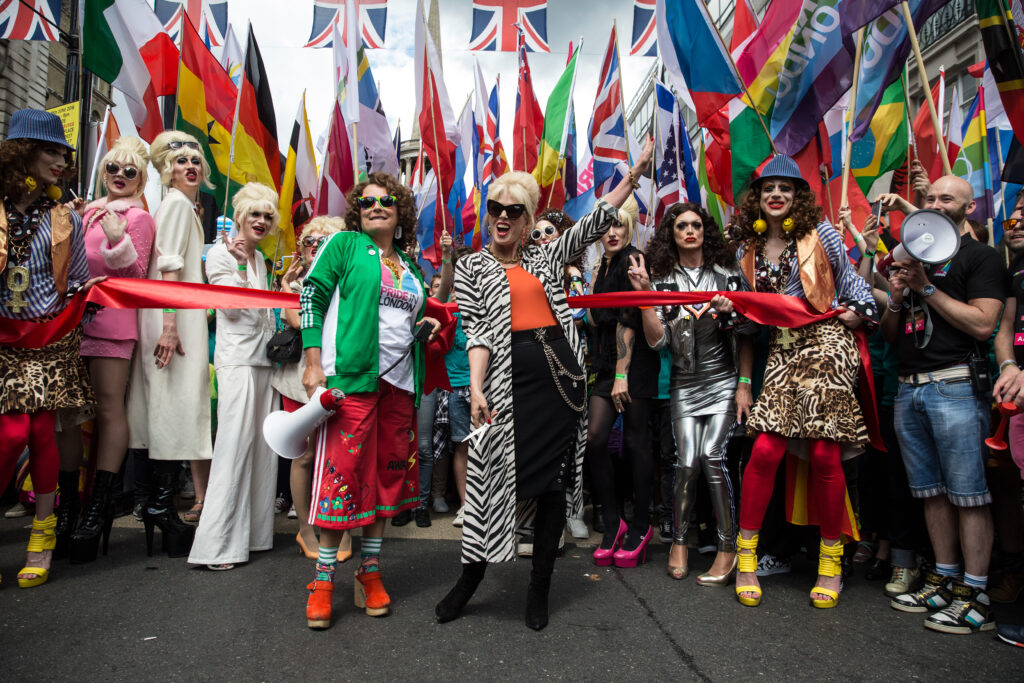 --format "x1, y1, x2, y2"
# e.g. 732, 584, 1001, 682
840, 28, 865, 212
87, 106, 110, 201
416, 171, 437, 220
610, 21, 636, 169
995, 124, 1007, 222
901, 0, 952, 175
645, 72, 658, 250
427, 70, 448, 234
705, 12, 778, 156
